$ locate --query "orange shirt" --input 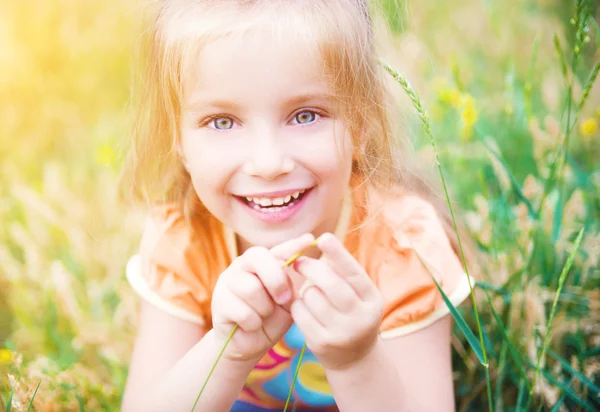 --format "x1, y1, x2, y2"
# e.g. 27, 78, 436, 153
126, 182, 474, 410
